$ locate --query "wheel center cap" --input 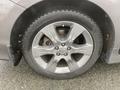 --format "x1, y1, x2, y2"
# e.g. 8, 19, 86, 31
56, 45, 69, 56
59, 47, 67, 54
